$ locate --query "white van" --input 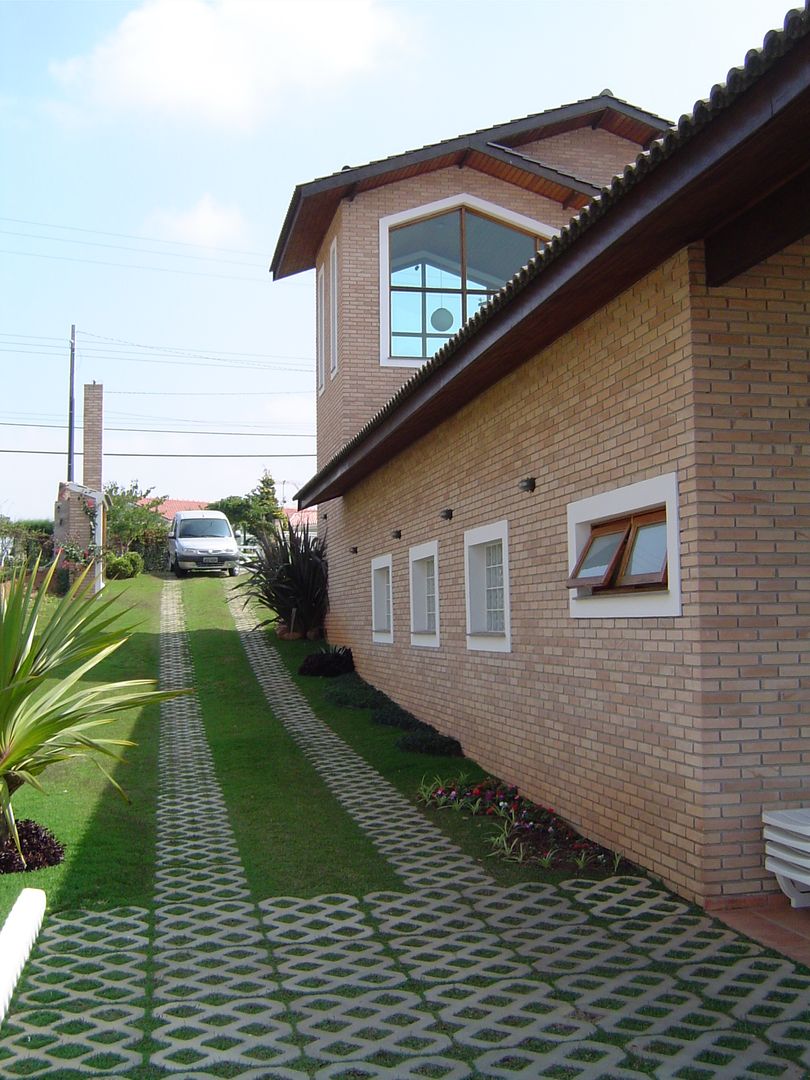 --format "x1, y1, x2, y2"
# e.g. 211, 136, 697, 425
168, 510, 239, 577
